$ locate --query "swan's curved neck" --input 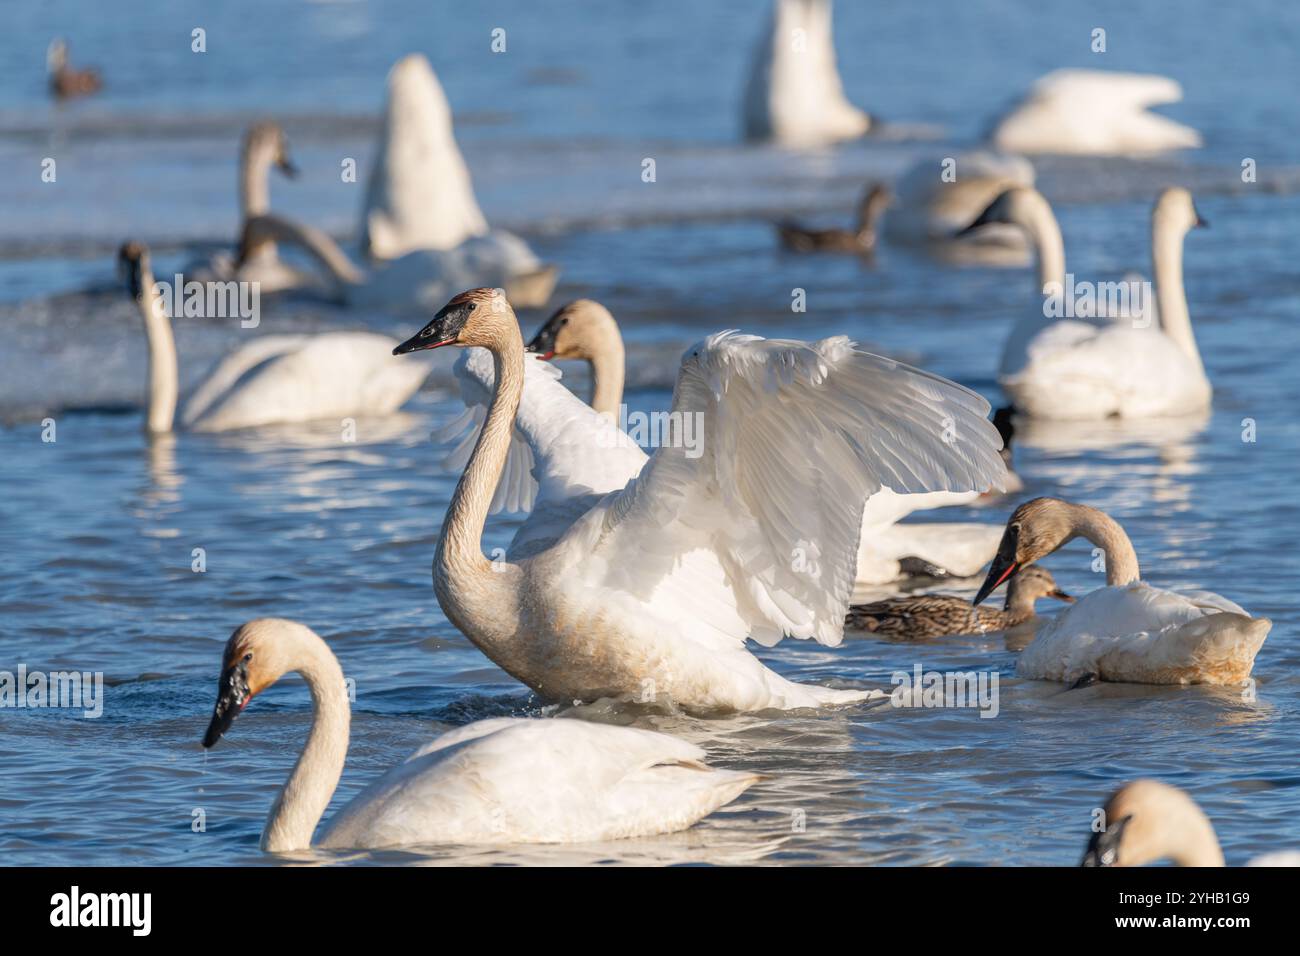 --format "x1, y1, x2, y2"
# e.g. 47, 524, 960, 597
1026, 196, 1066, 292
261, 638, 350, 853
434, 331, 525, 657
137, 266, 178, 434
248, 215, 366, 293
1152, 217, 1203, 375
1070, 505, 1140, 586
587, 330, 625, 419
